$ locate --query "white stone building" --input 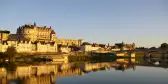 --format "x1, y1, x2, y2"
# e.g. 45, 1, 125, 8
0, 41, 57, 53
80, 44, 101, 52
